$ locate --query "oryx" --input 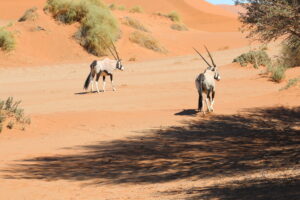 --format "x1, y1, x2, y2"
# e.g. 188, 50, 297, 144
83, 39, 124, 93
194, 46, 221, 114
